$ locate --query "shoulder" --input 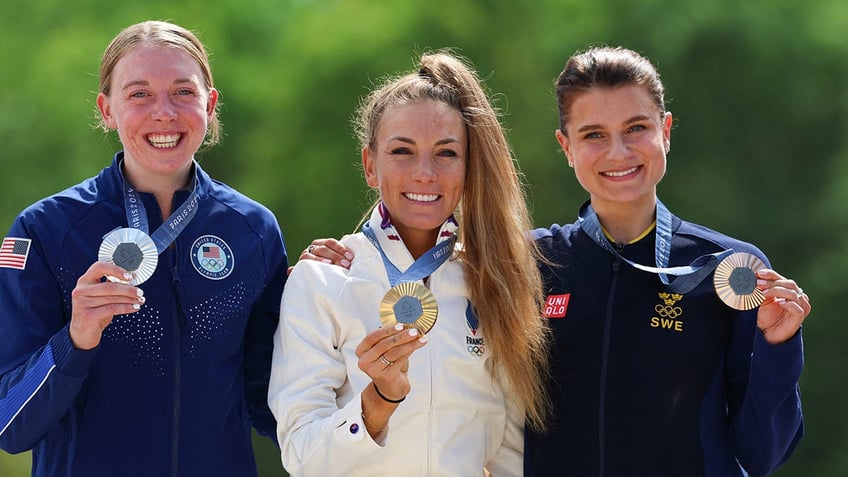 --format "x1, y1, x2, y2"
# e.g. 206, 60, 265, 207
676, 219, 769, 265
16, 175, 112, 234
201, 173, 281, 235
